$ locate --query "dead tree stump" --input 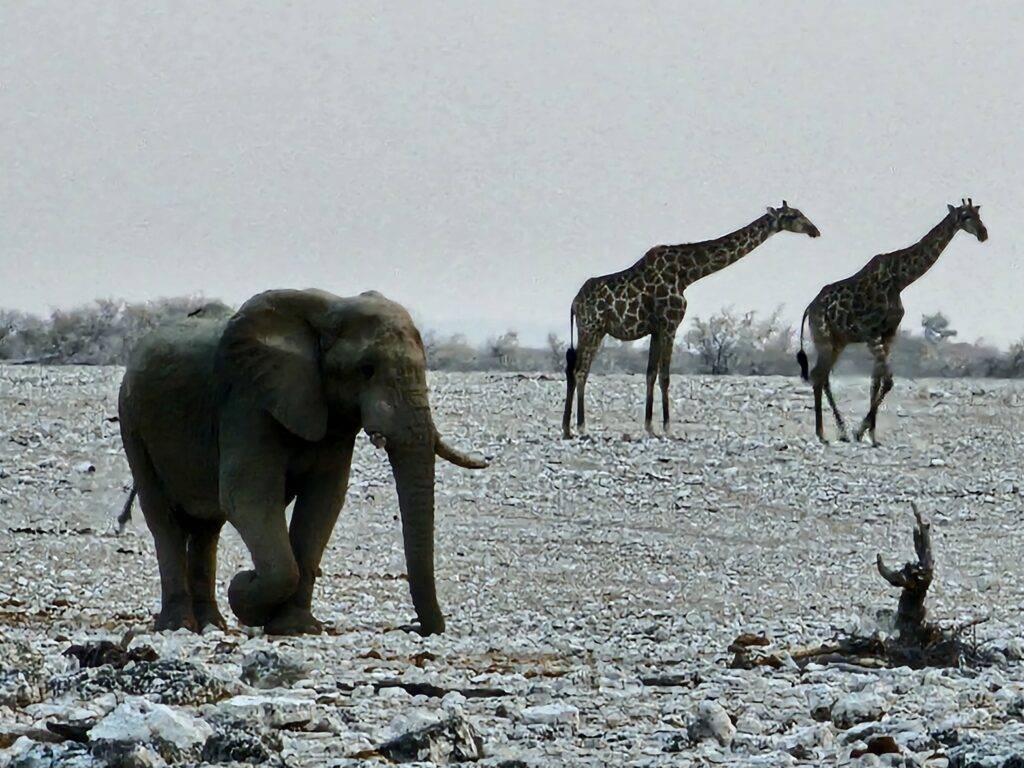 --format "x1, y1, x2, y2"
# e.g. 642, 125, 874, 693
876, 504, 939, 649
727, 503, 991, 671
